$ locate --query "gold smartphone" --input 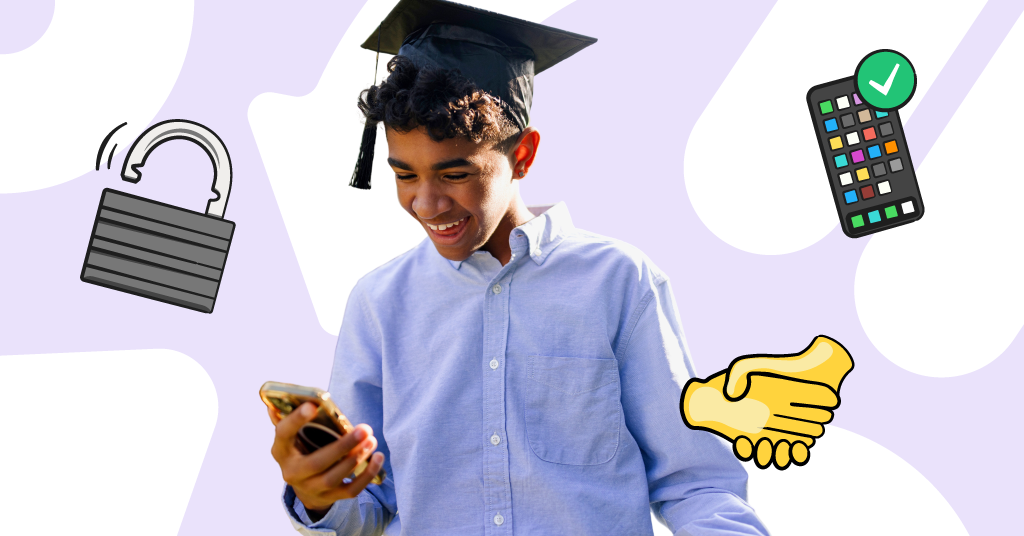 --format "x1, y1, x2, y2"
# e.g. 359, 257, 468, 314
260, 381, 385, 485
